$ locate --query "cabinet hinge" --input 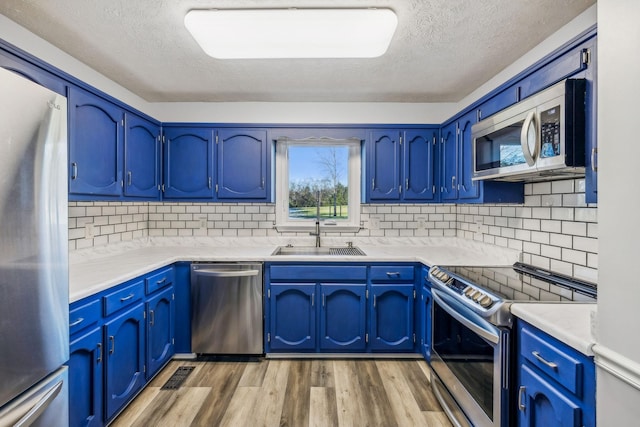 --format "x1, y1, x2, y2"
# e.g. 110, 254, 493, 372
267, 333, 271, 343
432, 136, 436, 145
162, 135, 166, 143
215, 134, 219, 144
268, 289, 271, 298
581, 48, 591, 65
413, 289, 417, 299
366, 289, 369, 299
143, 365, 146, 373
413, 333, 416, 344
121, 119, 124, 127
432, 185, 436, 194
399, 185, 402, 194
365, 333, 369, 343
399, 136, 403, 145
161, 184, 165, 192
215, 183, 219, 193
143, 311, 146, 319
172, 338, 175, 345
172, 293, 175, 300
120, 180, 124, 188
